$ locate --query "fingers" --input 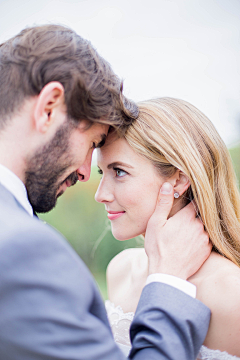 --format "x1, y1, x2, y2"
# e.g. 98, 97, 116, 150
153, 182, 174, 226
190, 237, 212, 278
